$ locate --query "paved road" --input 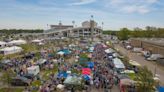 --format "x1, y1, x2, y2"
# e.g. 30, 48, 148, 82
114, 44, 164, 86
